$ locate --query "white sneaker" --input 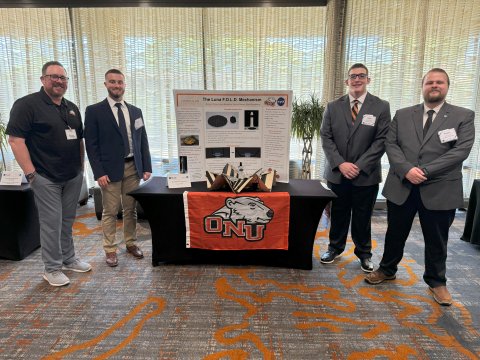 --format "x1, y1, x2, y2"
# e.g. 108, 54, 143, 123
43, 270, 70, 287
63, 259, 92, 273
